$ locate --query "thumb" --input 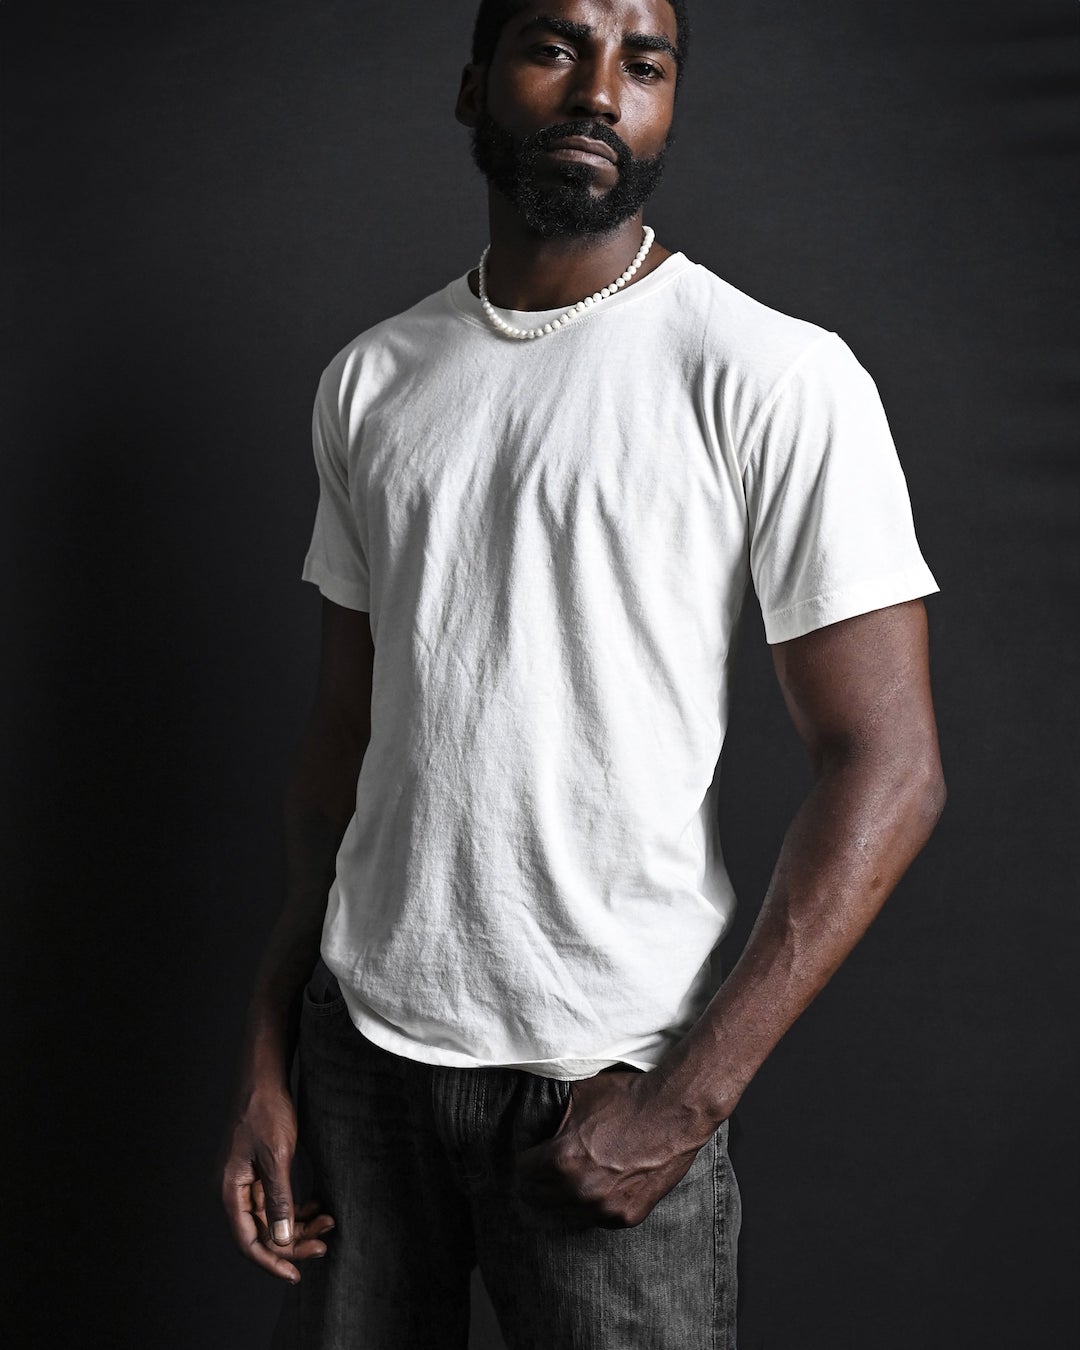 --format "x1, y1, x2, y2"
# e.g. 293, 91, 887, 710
258, 1143, 296, 1246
